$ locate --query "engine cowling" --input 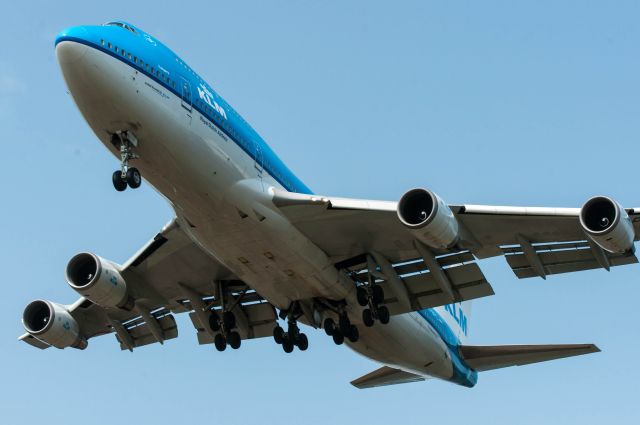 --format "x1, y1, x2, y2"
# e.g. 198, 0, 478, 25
397, 188, 459, 250
579, 196, 635, 254
22, 300, 86, 349
66, 253, 129, 308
